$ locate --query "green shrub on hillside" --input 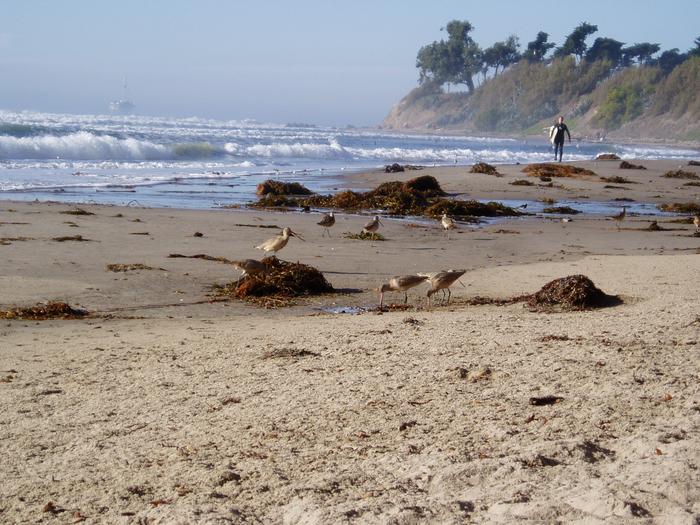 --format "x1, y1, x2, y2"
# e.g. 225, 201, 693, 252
650, 56, 700, 118
591, 66, 660, 129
